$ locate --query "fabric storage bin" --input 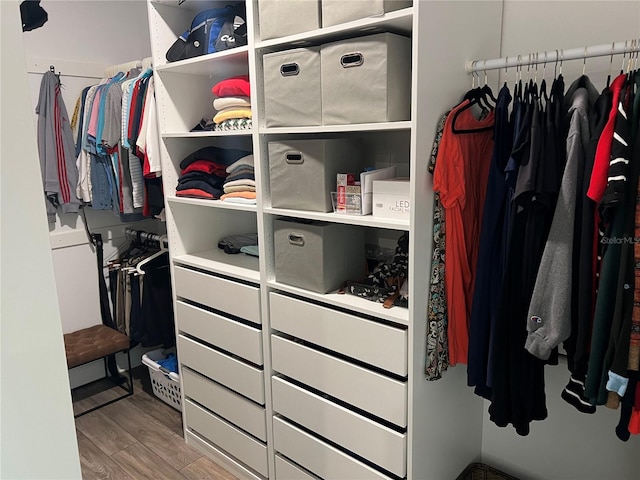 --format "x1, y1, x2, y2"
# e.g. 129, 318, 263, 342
258, 0, 320, 41
263, 47, 322, 127
274, 218, 365, 293
321, 33, 411, 125
322, 0, 412, 27
269, 138, 362, 212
